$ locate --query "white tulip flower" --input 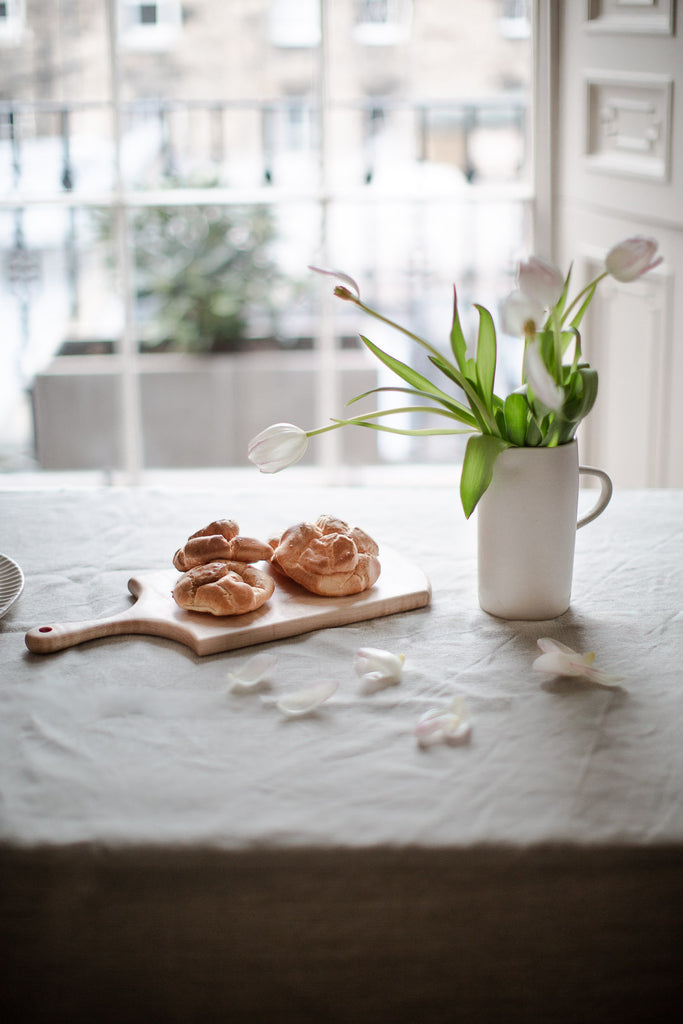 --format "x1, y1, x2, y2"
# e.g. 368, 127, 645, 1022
605, 236, 663, 283
523, 341, 564, 412
518, 255, 565, 310
501, 290, 544, 338
247, 422, 308, 473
